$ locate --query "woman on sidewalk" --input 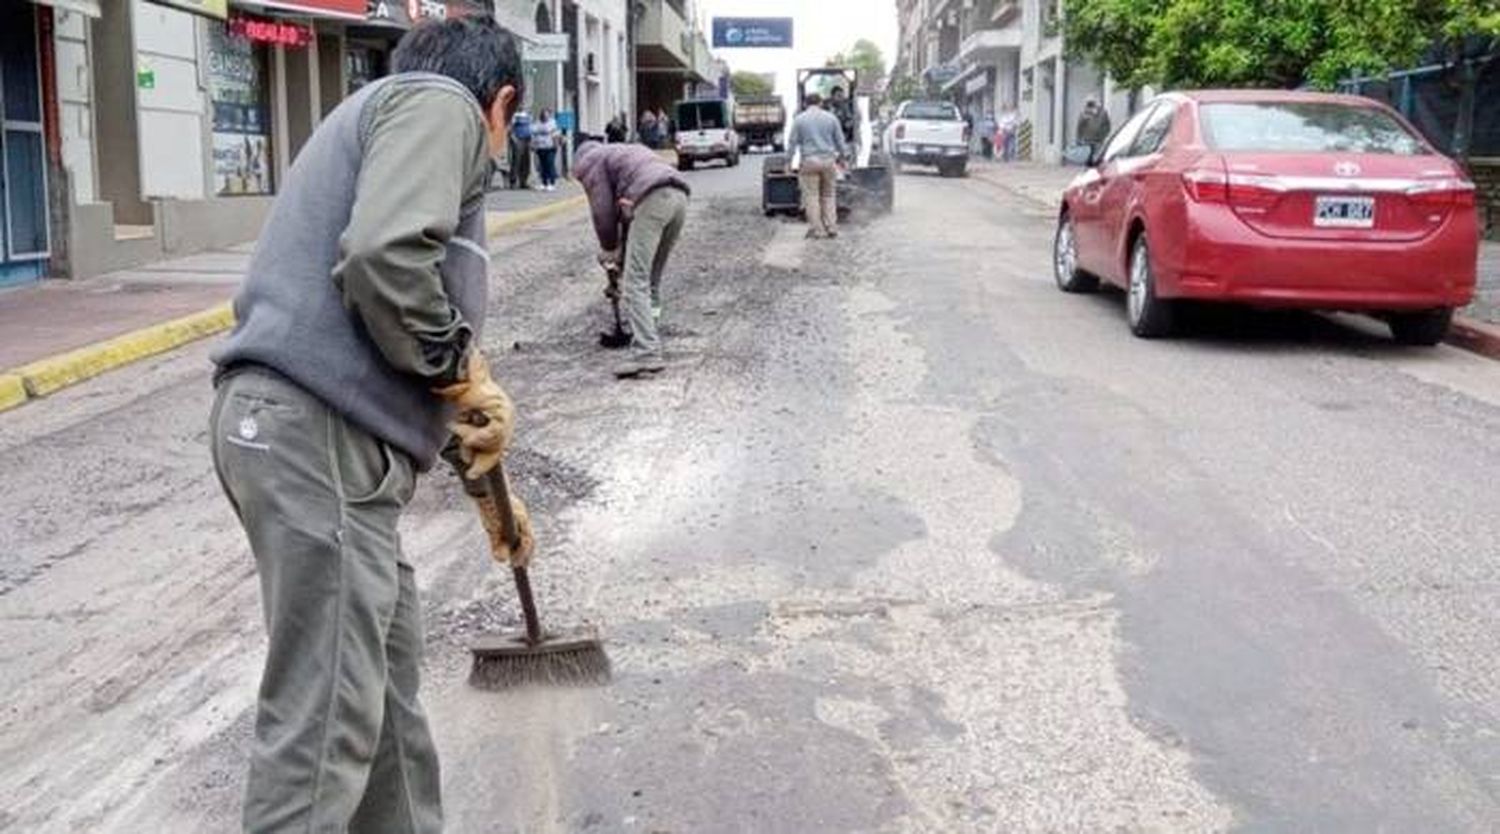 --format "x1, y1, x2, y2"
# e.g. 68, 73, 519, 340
533, 108, 560, 191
